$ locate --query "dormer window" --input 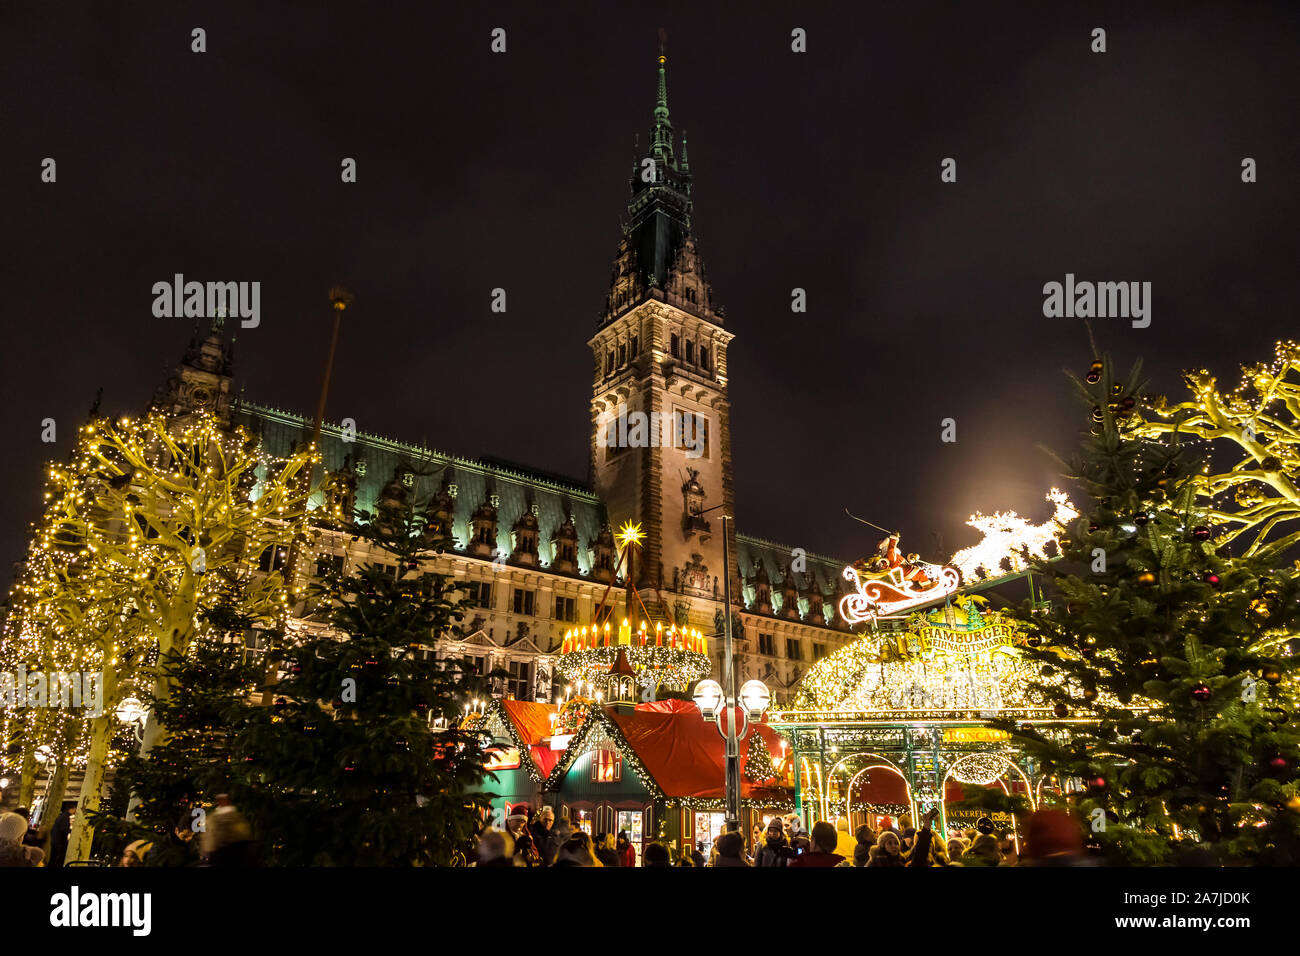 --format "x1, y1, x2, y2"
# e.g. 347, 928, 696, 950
592, 746, 622, 783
